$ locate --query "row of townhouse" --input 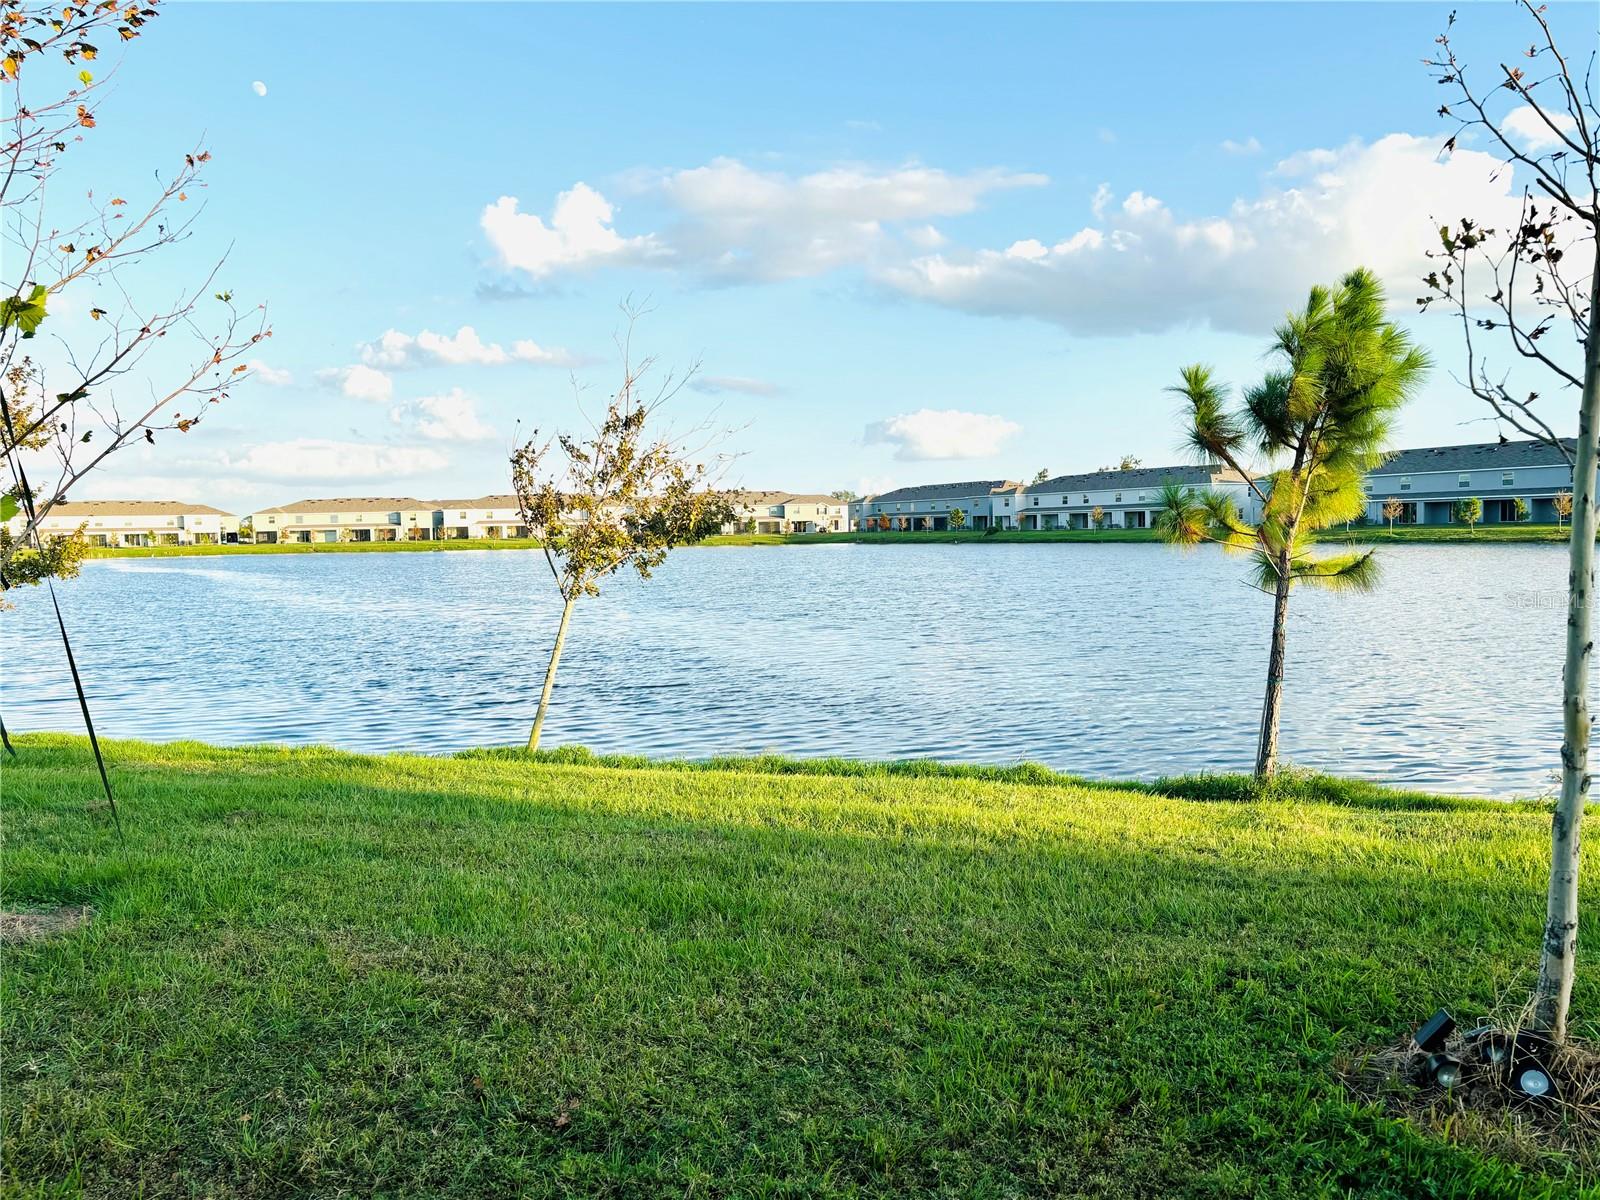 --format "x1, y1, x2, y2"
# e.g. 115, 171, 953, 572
727, 491, 848, 534
11, 501, 239, 547
250, 496, 528, 543
1357, 439, 1578, 525
7, 489, 843, 547
851, 464, 1257, 531
850, 439, 1582, 532
7, 440, 1580, 548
